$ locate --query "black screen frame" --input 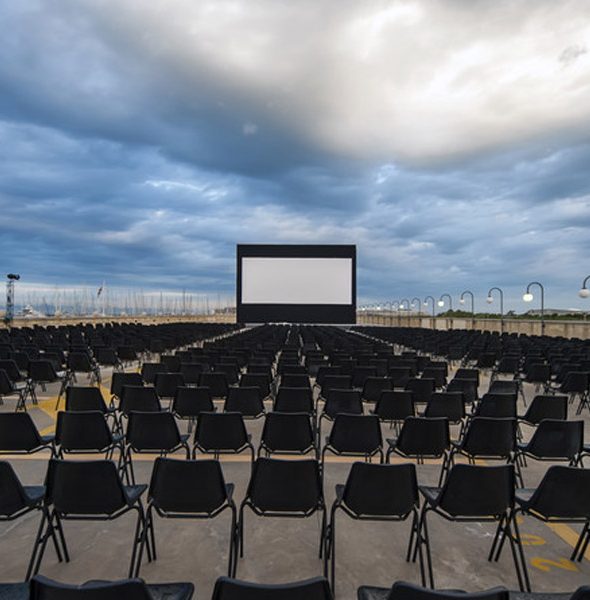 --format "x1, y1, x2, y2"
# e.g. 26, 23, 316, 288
236, 244, 357, 324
